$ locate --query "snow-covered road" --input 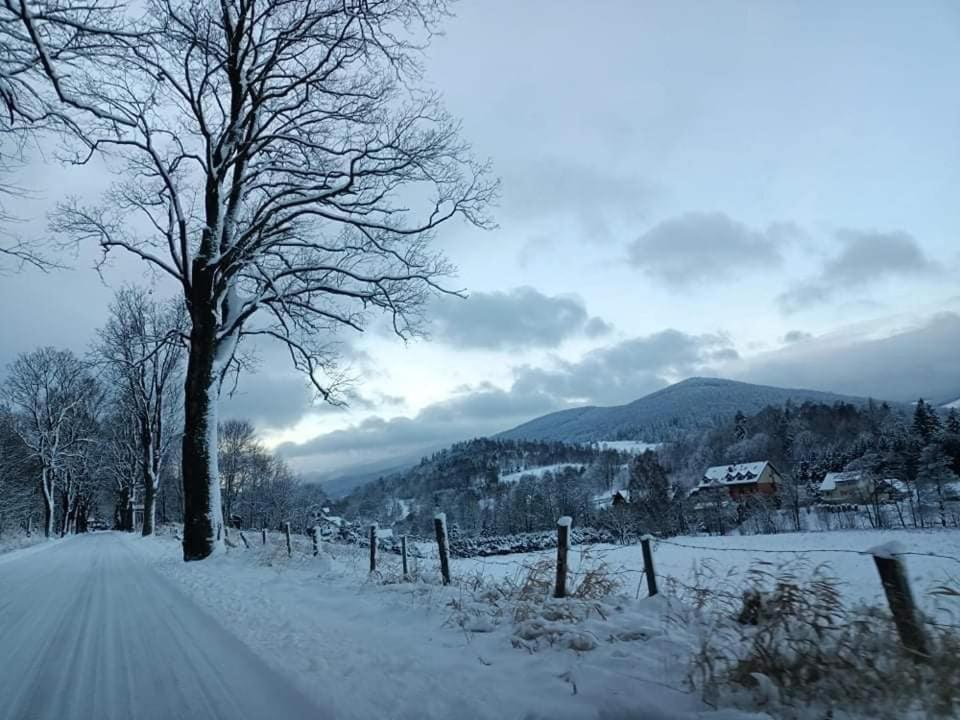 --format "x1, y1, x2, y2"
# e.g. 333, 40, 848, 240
0, 533, 323, 720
